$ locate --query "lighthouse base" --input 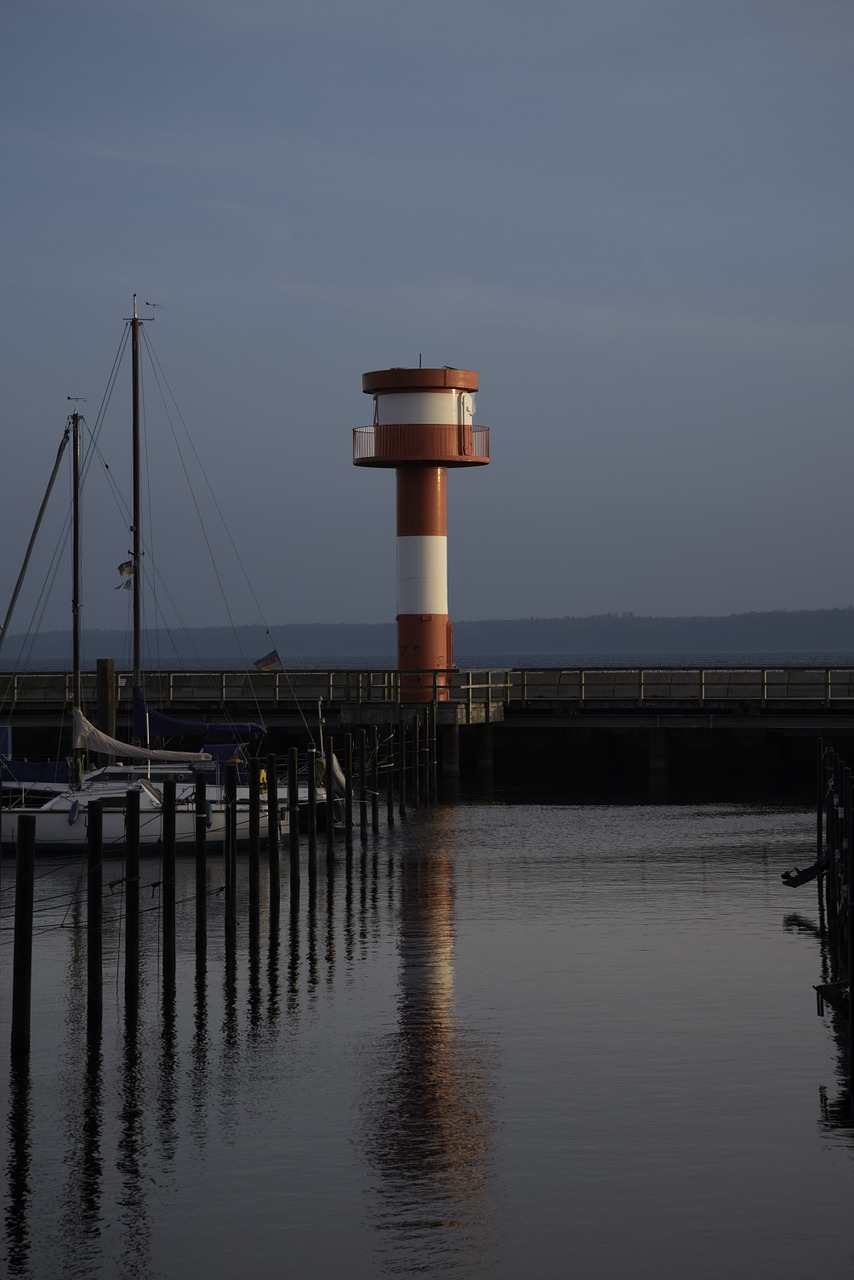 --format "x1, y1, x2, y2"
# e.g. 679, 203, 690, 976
397, 614, 453, 702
